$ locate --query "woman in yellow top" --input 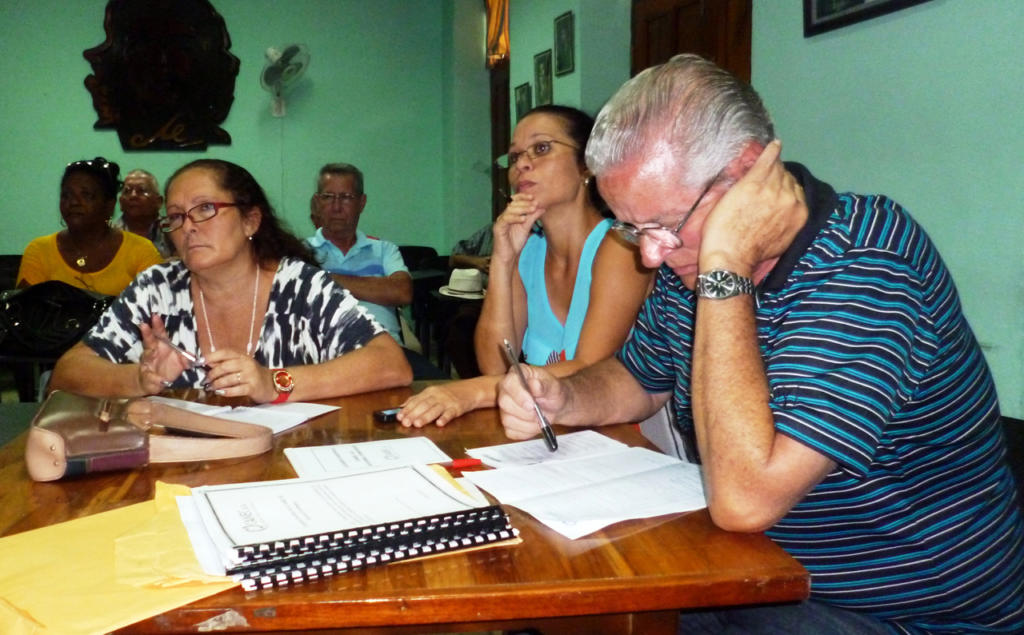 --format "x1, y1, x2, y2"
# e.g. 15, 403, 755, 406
17, 157, 162, 296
